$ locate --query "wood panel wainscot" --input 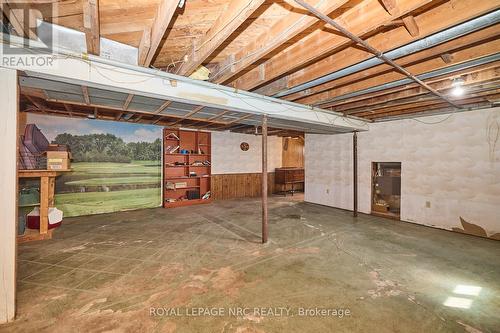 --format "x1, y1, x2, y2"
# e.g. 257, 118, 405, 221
211, 173, 276, 200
